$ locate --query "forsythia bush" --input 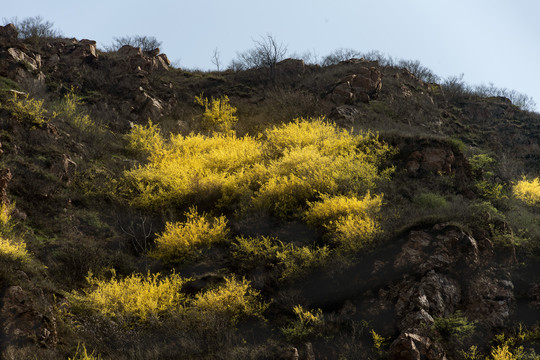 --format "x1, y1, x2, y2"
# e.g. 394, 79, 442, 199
68, 344, 101, 360
150, 208, 228, 263
264, 117, 357, 157
194, 94, 238, 132
1, 92, 49, 126
72, 271, 190, 323
193, 276, 268, 324
125, 116, 393, 214
251, 118, 393, 216
126, 120, 164, 154
73, 272, 267, 328
489, 344, 523, 360
305, 193, 383, 251
513, 177, 540, 206
0, 236, 29, 262
231, 235, 330, 280
54, 91, 99, 133
125, 132, 263, 209
231, 235, 282, 268
0, 202, 16, 237
276, 244, 330, 280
